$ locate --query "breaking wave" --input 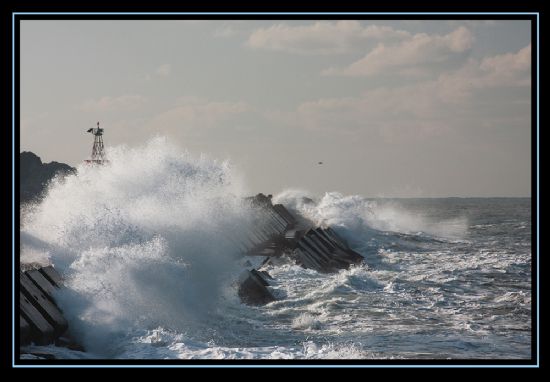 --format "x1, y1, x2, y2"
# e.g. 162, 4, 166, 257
20, 137, 255, 355
19, 138, 530, 360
